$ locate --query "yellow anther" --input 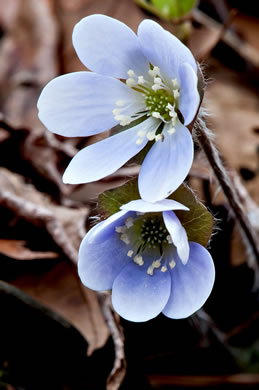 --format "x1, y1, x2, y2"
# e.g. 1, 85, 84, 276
127, 250, 134, 257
